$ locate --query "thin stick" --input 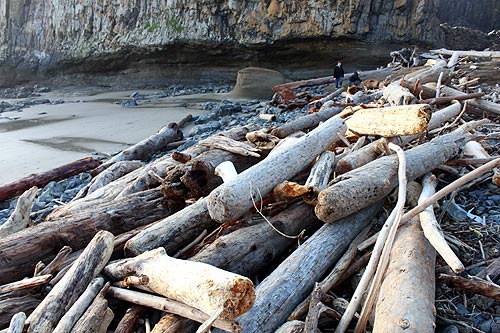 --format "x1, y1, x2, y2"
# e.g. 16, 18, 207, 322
173, 229, 208, 258
435, 72, 444, 98
359, 157, 500, 251
334, 143, 407, 333
107, 287, 240, 332
419, 174, 465, 273
195, 307, 224, 333
354, 143, 407, 333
